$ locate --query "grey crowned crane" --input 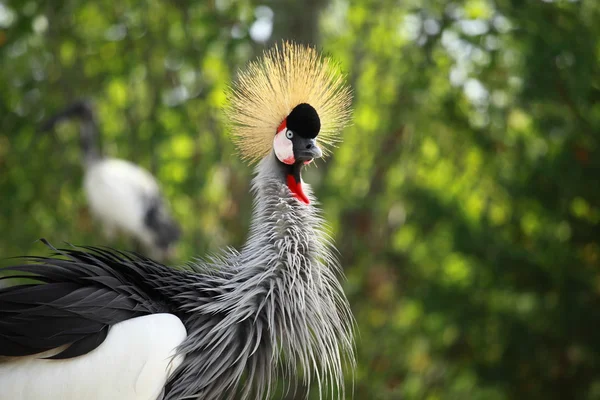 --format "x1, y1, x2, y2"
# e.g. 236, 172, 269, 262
0, 42, 355, 400
40, 100, 181, 261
